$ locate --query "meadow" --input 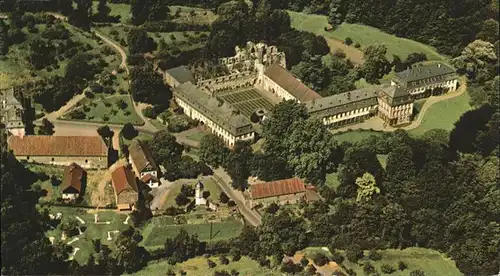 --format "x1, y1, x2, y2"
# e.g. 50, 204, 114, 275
288, 11, 447, 62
